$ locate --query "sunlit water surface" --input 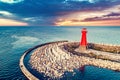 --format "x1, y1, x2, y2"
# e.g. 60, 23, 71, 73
0, 26, 120, 80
